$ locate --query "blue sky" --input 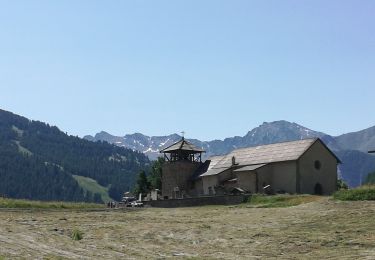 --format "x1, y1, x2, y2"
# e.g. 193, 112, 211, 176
0, 1, 374, 140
